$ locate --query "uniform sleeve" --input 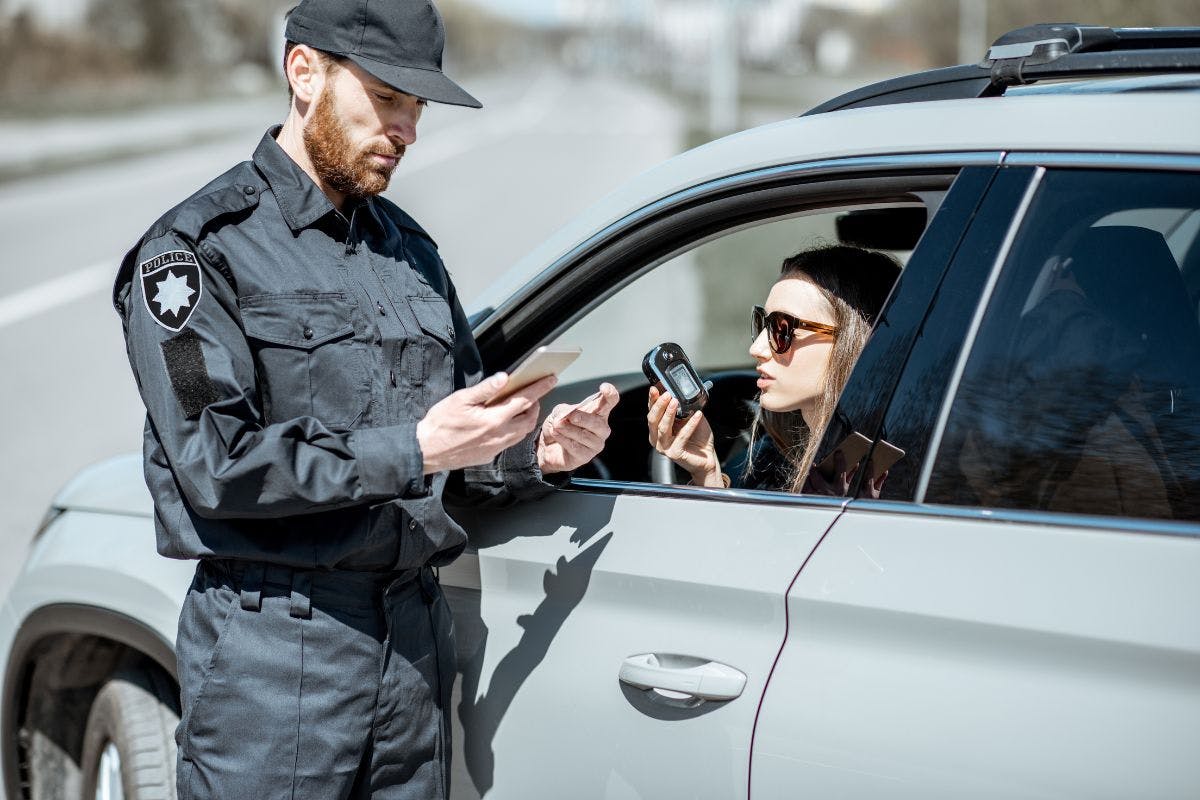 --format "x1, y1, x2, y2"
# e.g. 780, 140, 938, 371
440, 278, 567, 508
116, 233, 421, 519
